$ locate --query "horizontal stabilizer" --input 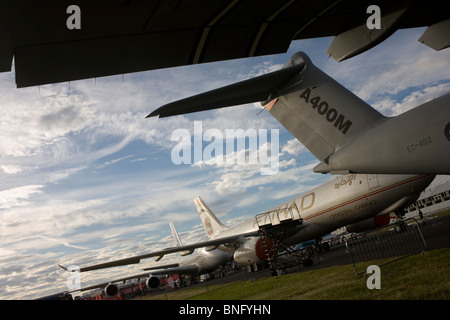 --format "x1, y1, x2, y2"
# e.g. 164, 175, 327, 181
147, 51, 386, 165
147, 62, 305, 118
